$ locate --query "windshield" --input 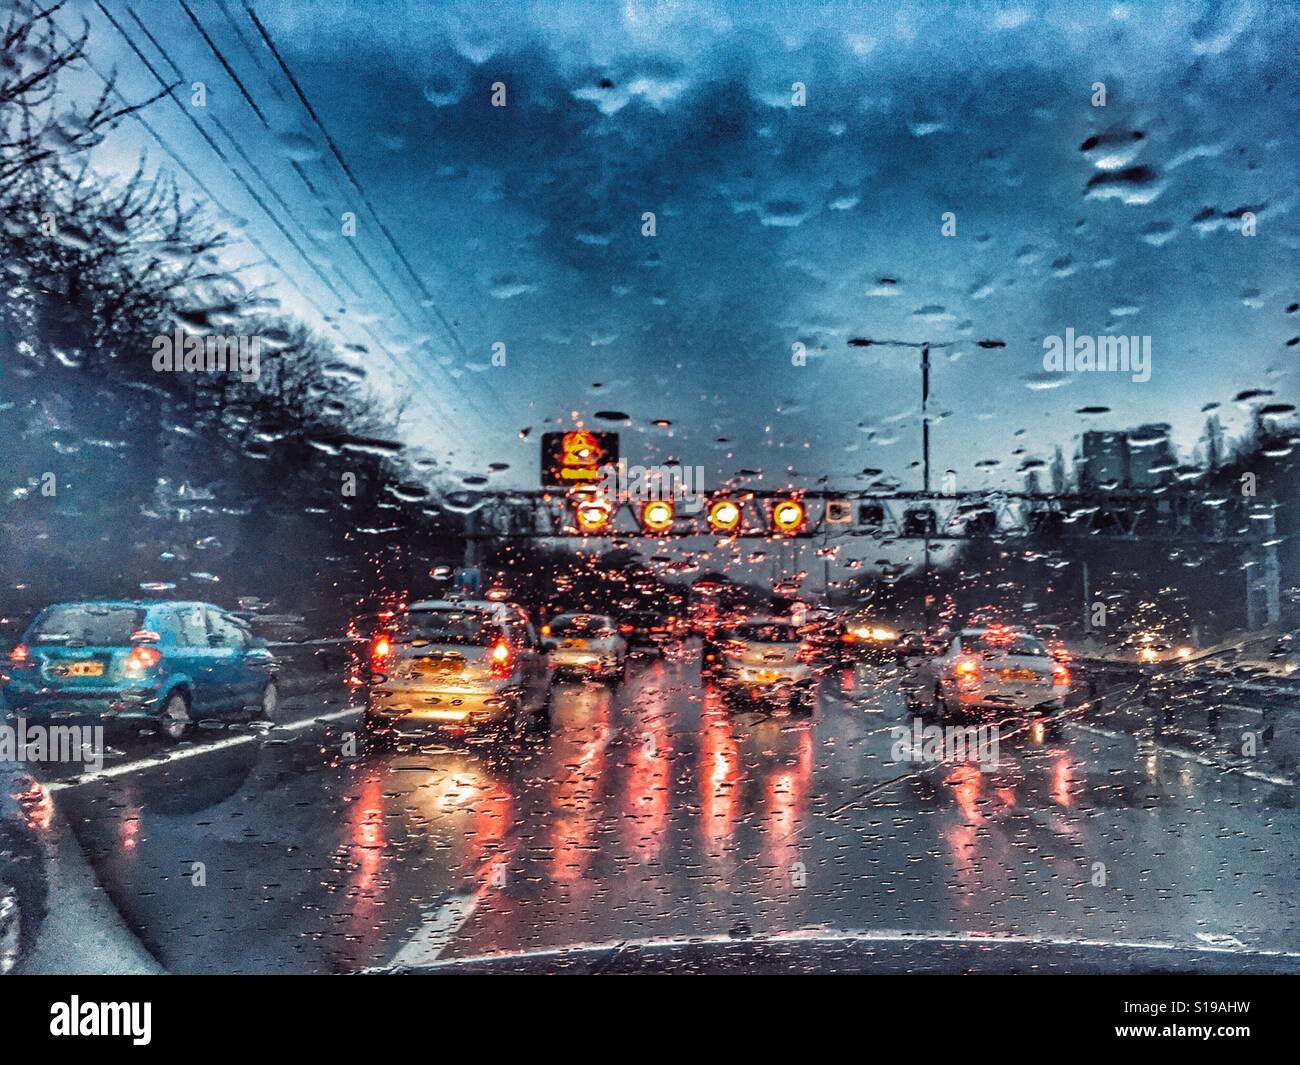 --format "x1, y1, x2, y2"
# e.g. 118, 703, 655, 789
1, 0, 1297, 989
